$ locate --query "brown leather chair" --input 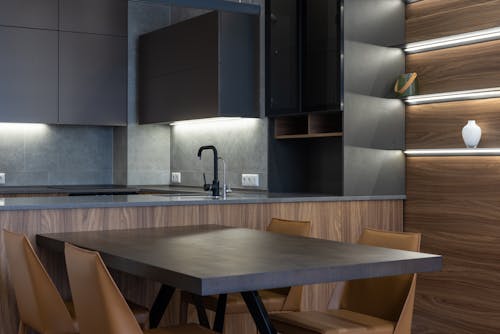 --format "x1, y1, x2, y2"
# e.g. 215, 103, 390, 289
64, 242, 216, 334
180, 218, 312, 325
270, 229, 421, 334
4, 230, 150, 333
4, 230, 78, 334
